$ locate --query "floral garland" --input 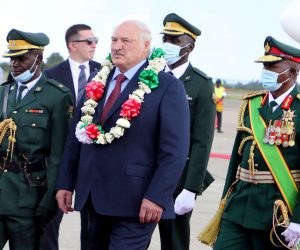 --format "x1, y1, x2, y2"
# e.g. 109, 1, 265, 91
75, 48, 166, 144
